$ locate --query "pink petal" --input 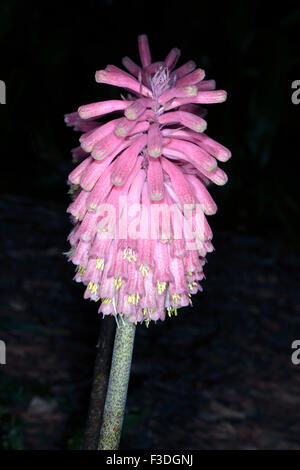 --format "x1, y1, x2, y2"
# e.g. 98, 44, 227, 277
147, 123, 162, 157
138, 34, 152, 68
147, 157, 164, 201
